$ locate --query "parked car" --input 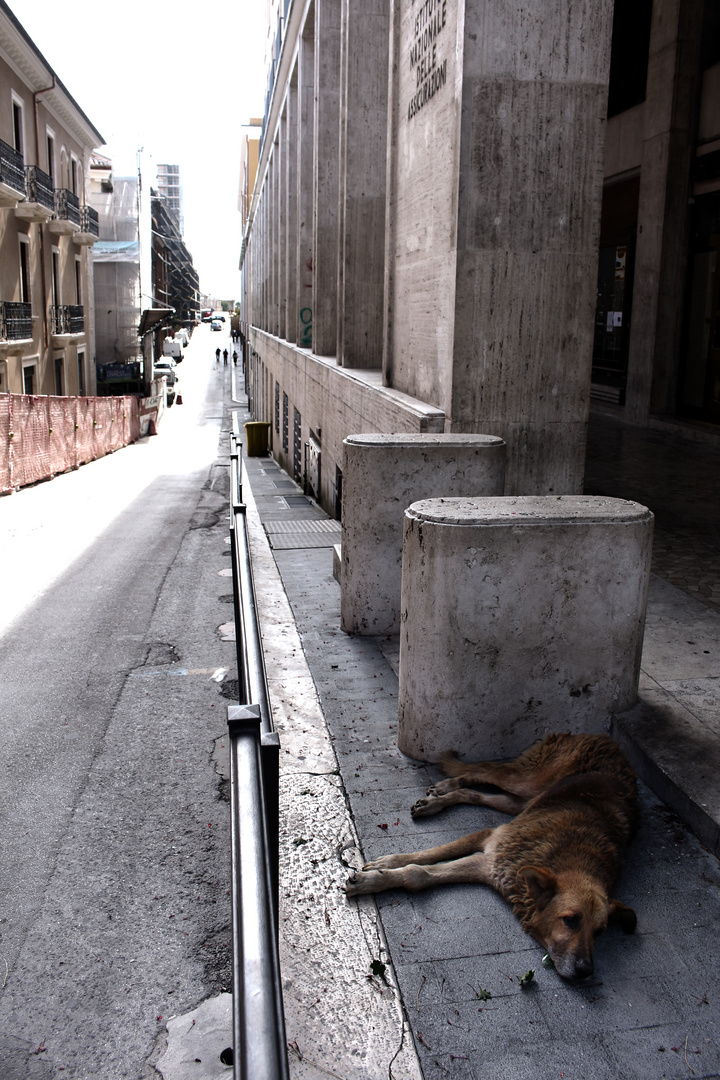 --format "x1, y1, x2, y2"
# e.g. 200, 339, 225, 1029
154, 360, 178, 386
211, 319, 222, 331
